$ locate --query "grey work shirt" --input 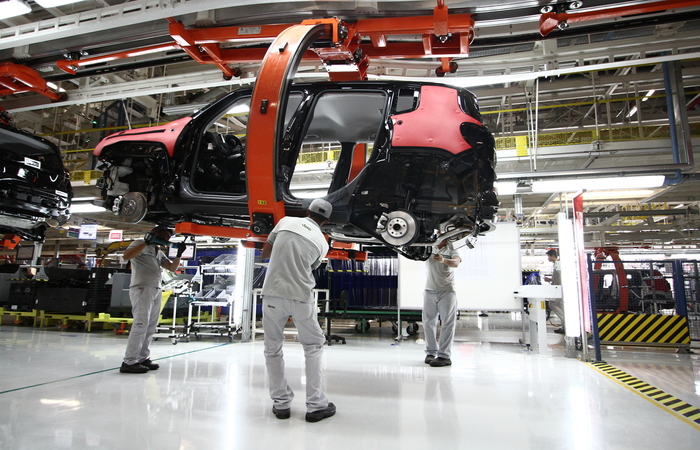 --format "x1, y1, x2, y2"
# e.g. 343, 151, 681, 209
127, 239, 167, 288
261, 216, 329, 303
551, 261, 561, 285
425, 244, 461, 292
